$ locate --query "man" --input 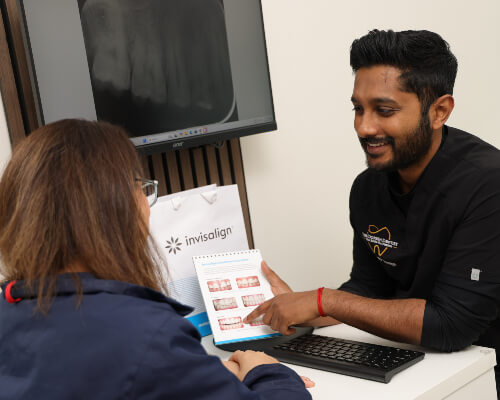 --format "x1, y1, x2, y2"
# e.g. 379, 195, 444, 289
245, 30, 500, 391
